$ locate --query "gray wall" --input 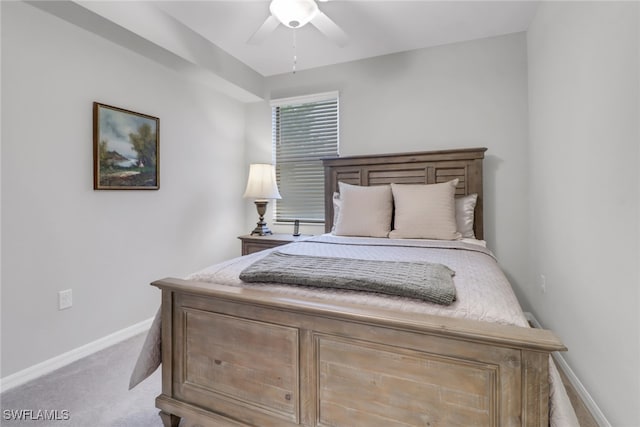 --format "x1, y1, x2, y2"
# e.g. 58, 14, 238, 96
527, 2, 639, 425
1, 2, 246, 377
247, 33, 532, 303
